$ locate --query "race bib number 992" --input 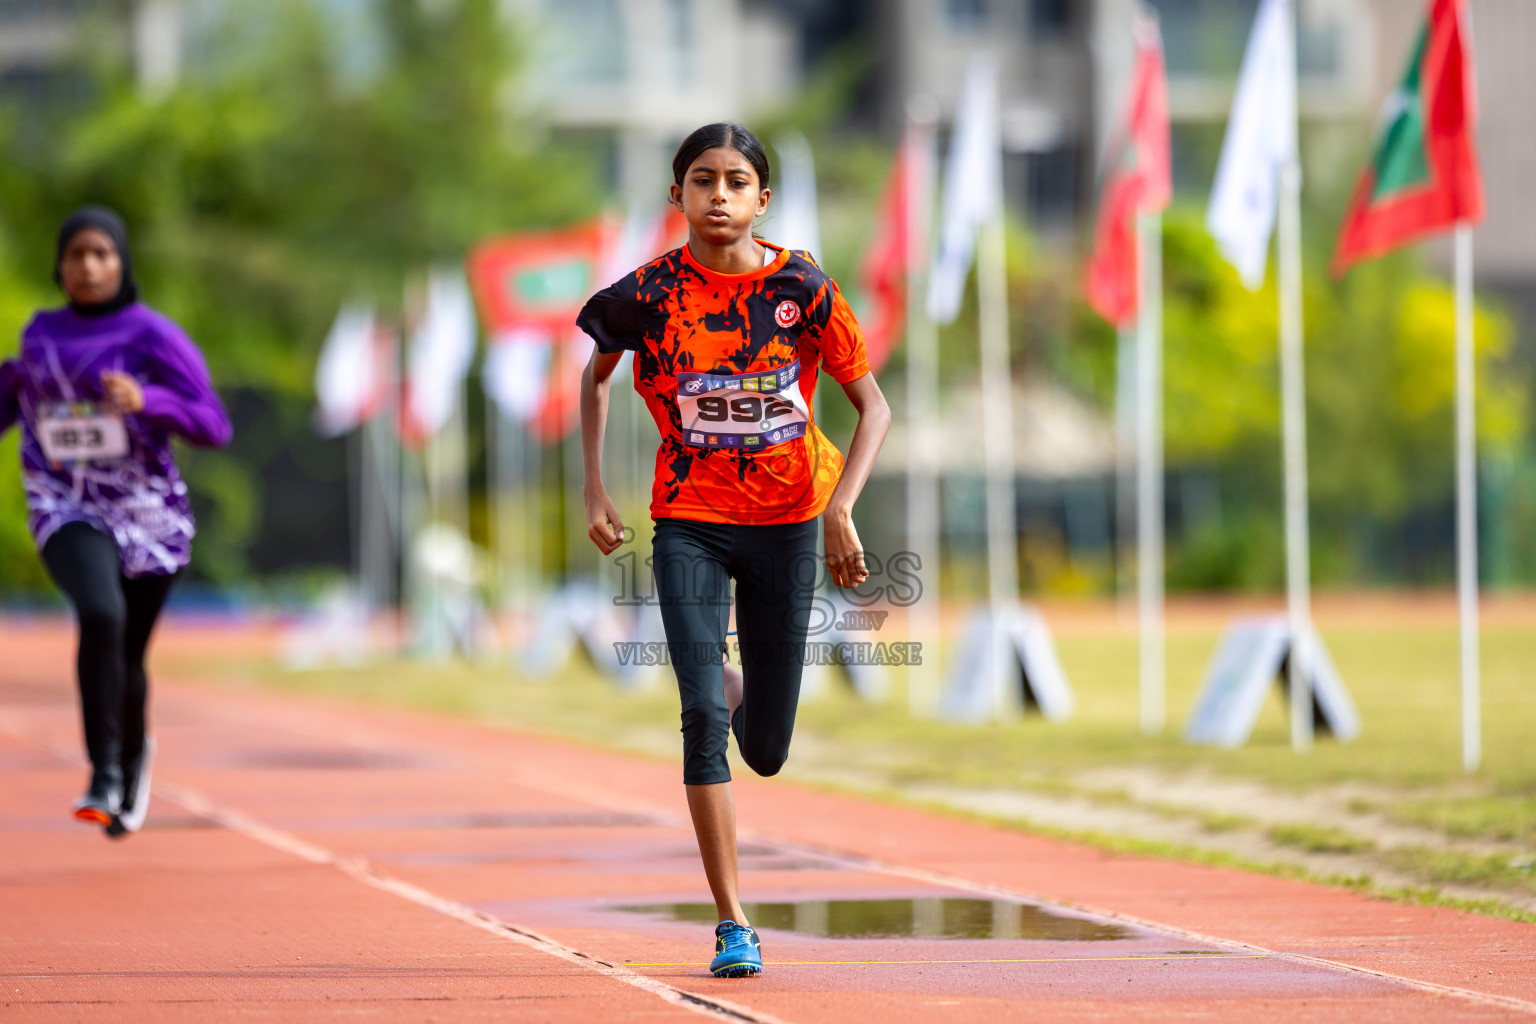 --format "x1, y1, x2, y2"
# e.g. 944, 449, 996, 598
677, 359, 810, 451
